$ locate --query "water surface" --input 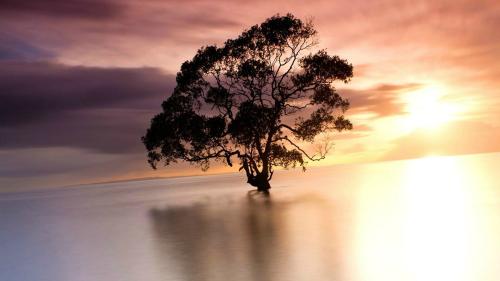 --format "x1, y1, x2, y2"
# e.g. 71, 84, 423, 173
1, 153, 499, 281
